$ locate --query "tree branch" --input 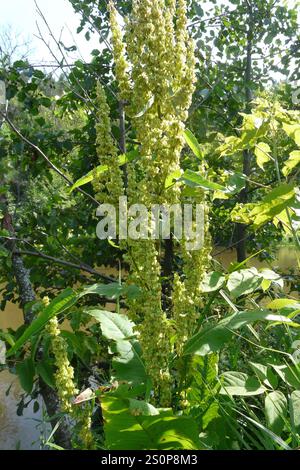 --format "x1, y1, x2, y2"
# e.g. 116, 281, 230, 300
14, 249, 116, 283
